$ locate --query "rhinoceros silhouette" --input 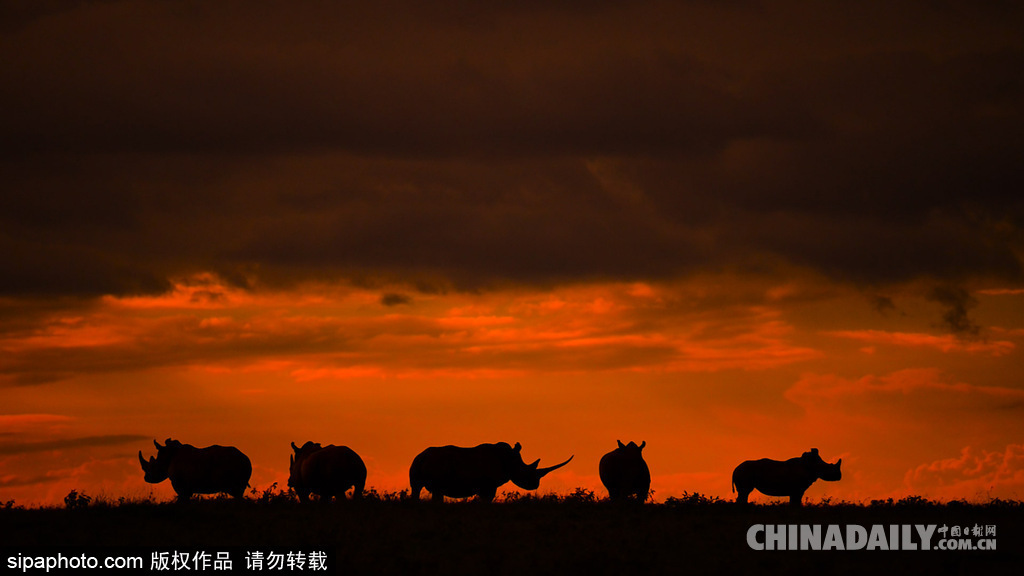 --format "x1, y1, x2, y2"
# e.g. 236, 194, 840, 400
288, 441, 367, 502
410, 442, 573, 502
732, 448, 842, 506
599, 440, 651, 502
139, 438, 251, 502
